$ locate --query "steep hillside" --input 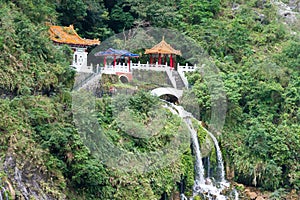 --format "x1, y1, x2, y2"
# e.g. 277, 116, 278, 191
0, 0, 299, 199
